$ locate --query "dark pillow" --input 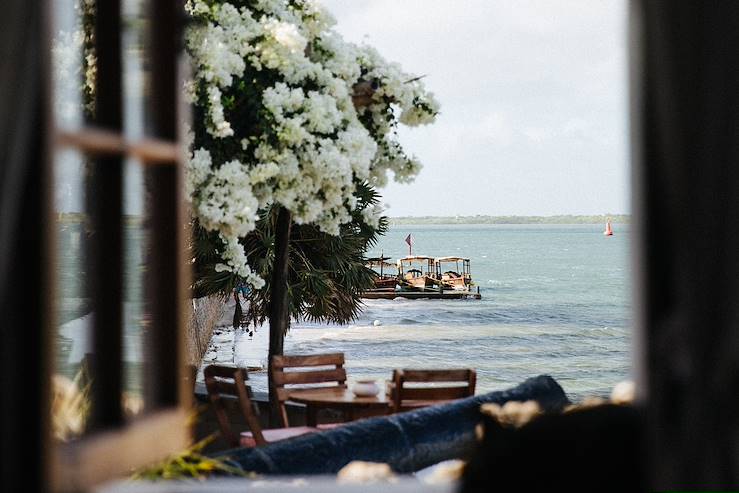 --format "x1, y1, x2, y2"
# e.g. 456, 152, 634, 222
461, 404, 645, 492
